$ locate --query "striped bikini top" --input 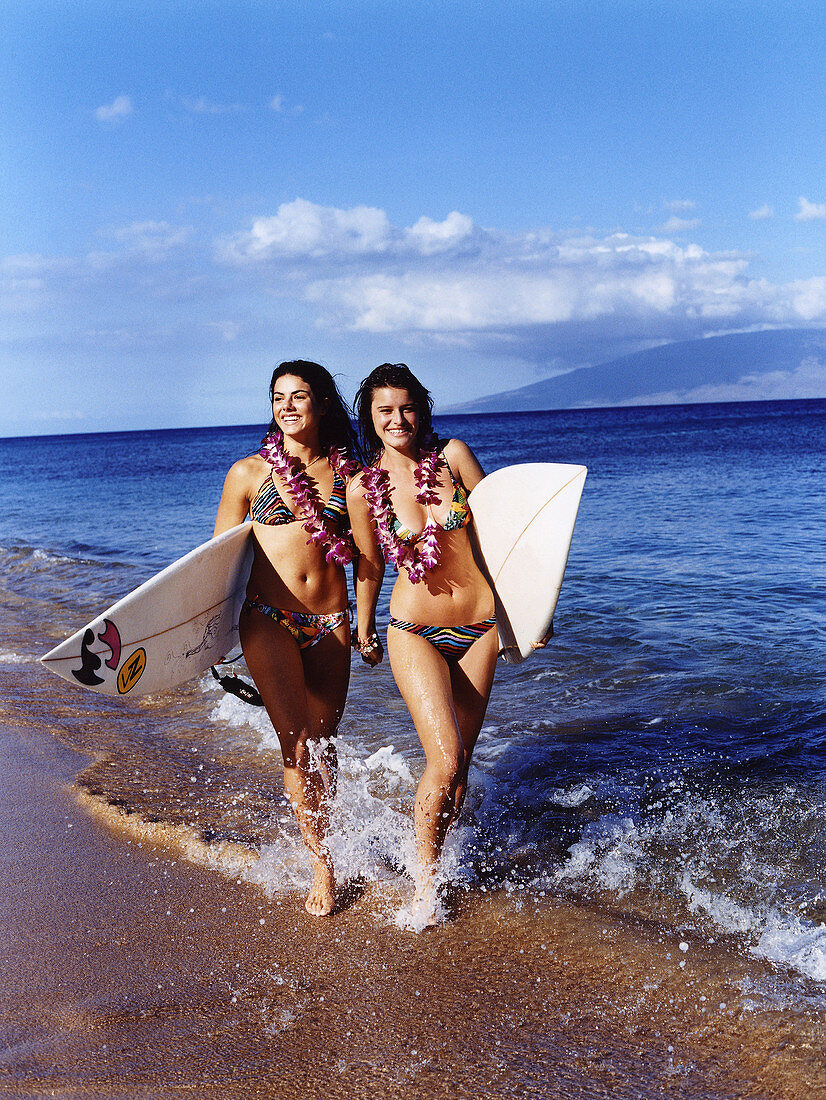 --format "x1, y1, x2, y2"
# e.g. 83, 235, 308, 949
390, 455, 471, 543
250, 466, 349, 527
